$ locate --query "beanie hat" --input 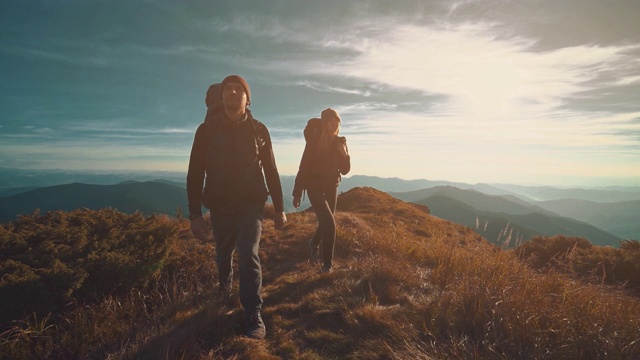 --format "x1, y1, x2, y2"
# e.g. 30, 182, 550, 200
221, 75, 251, 105
321, 108, 341, 122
